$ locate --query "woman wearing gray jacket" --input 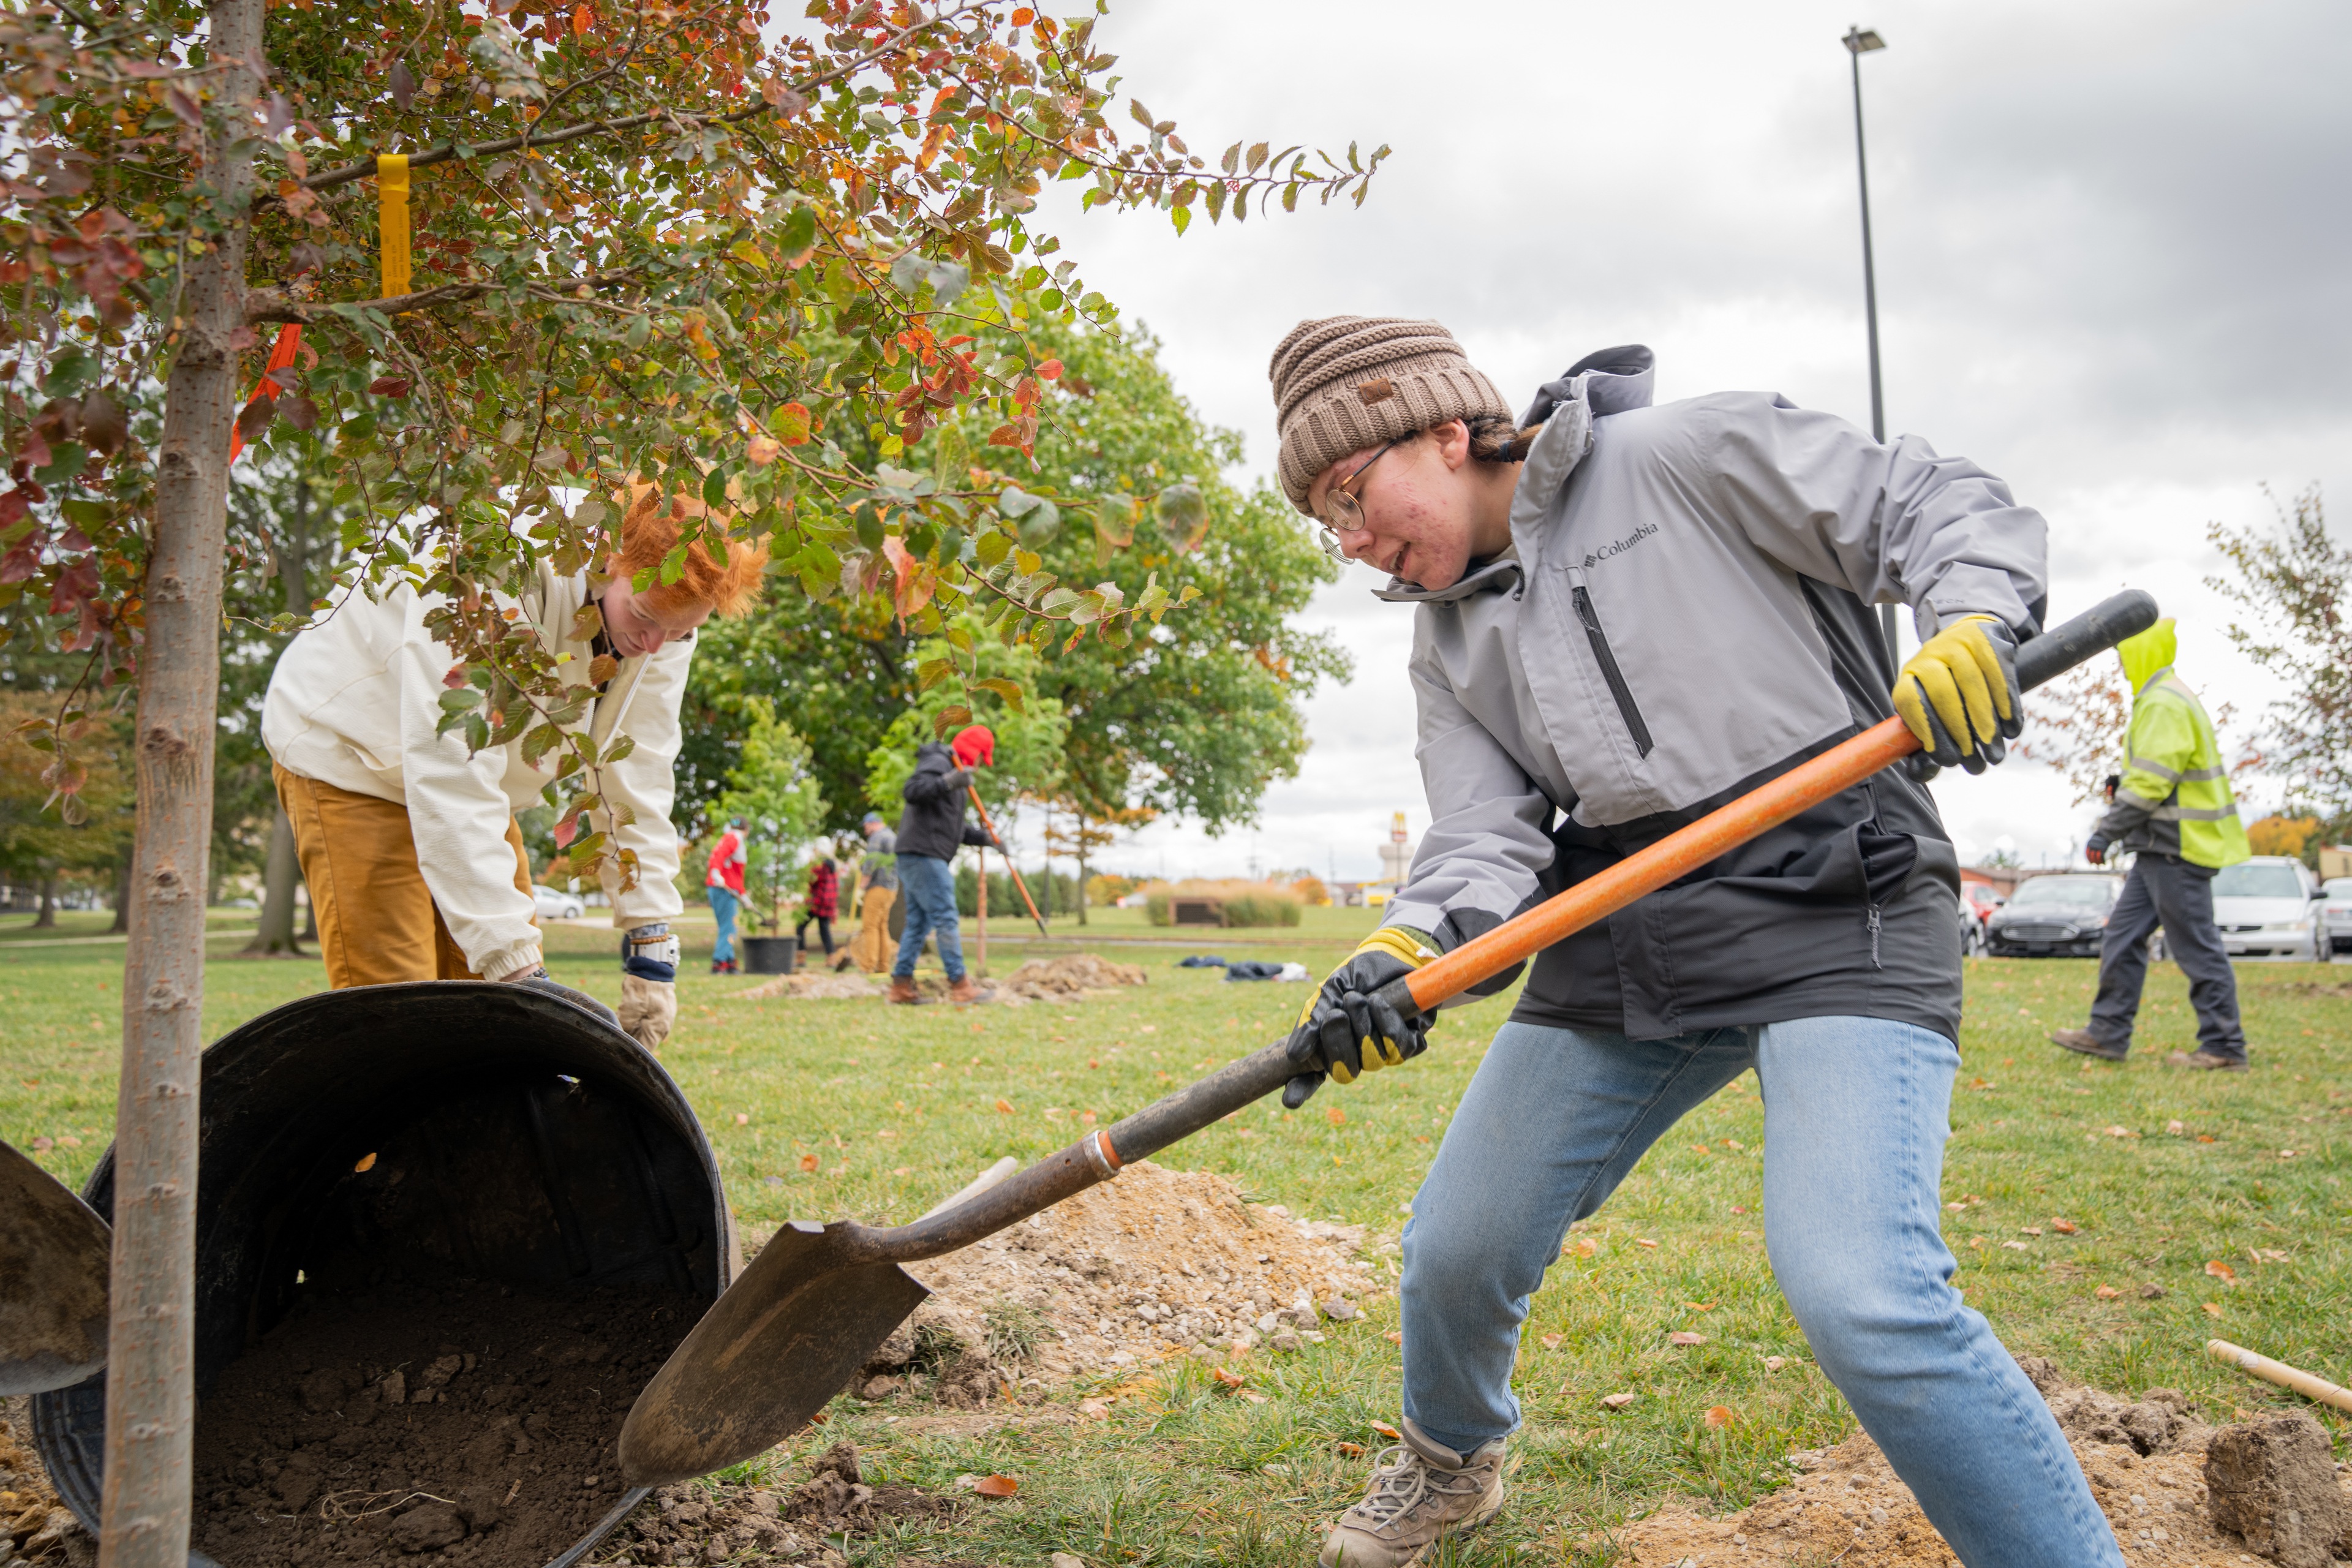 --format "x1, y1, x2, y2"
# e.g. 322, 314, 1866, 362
1275, 318, 2118, 1568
